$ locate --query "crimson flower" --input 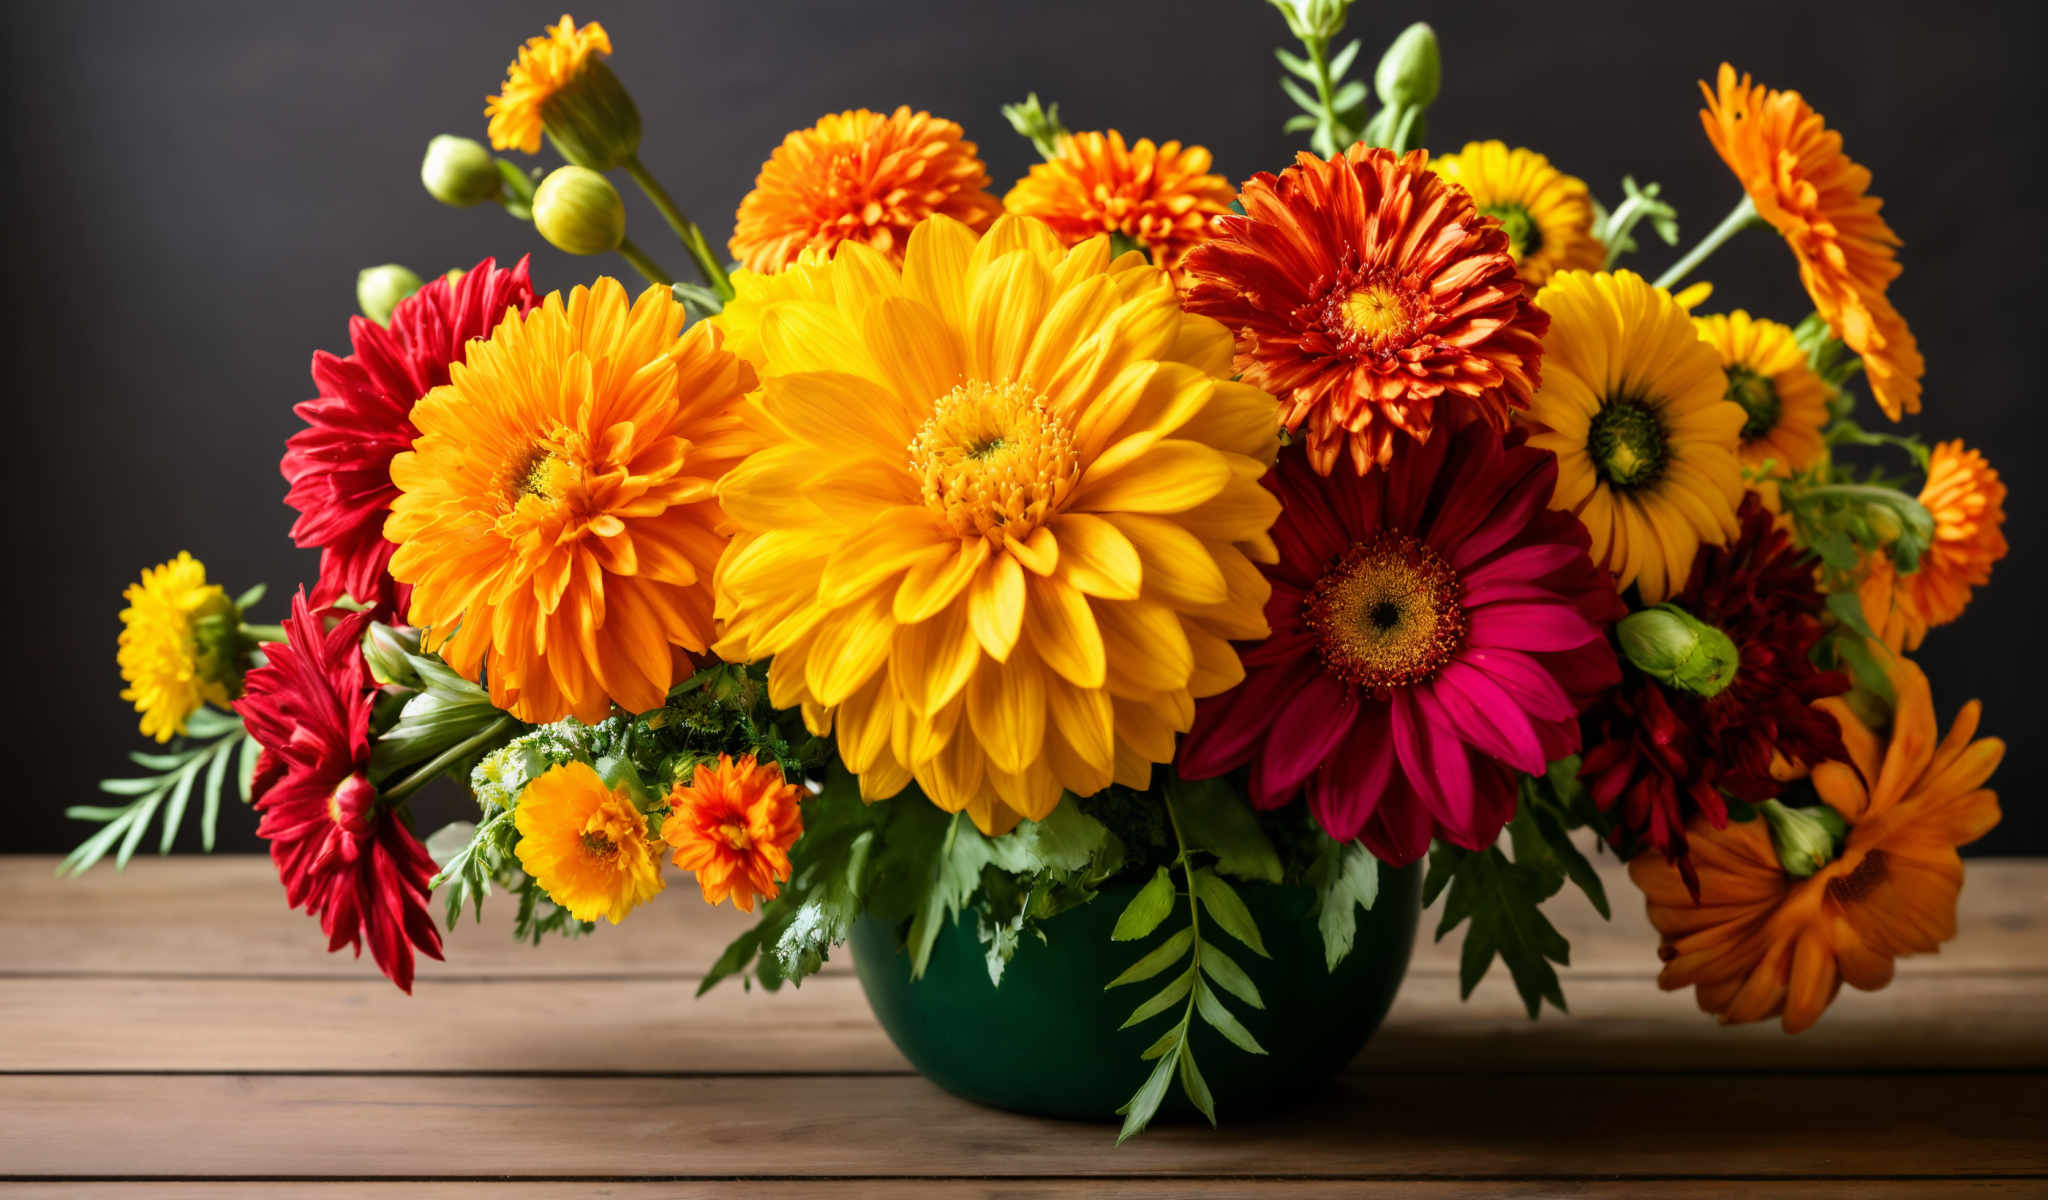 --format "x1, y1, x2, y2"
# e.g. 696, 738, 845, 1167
237, 592, 443, 991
